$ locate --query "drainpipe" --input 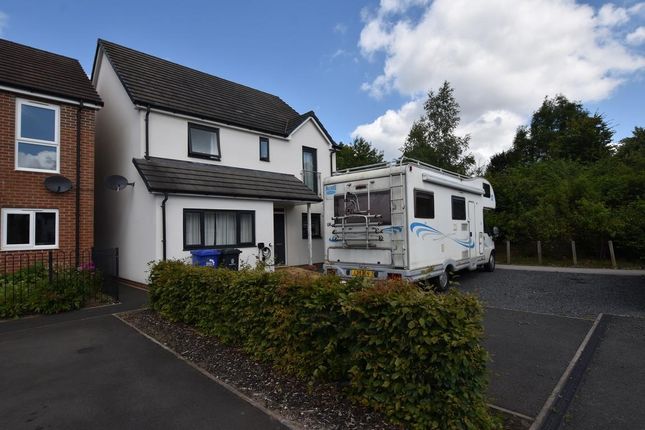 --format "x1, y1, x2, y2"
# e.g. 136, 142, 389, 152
161, 193, 168, 261
307, 203, 313, 266
144, 105, 151, 160
75, 101, 83, 266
